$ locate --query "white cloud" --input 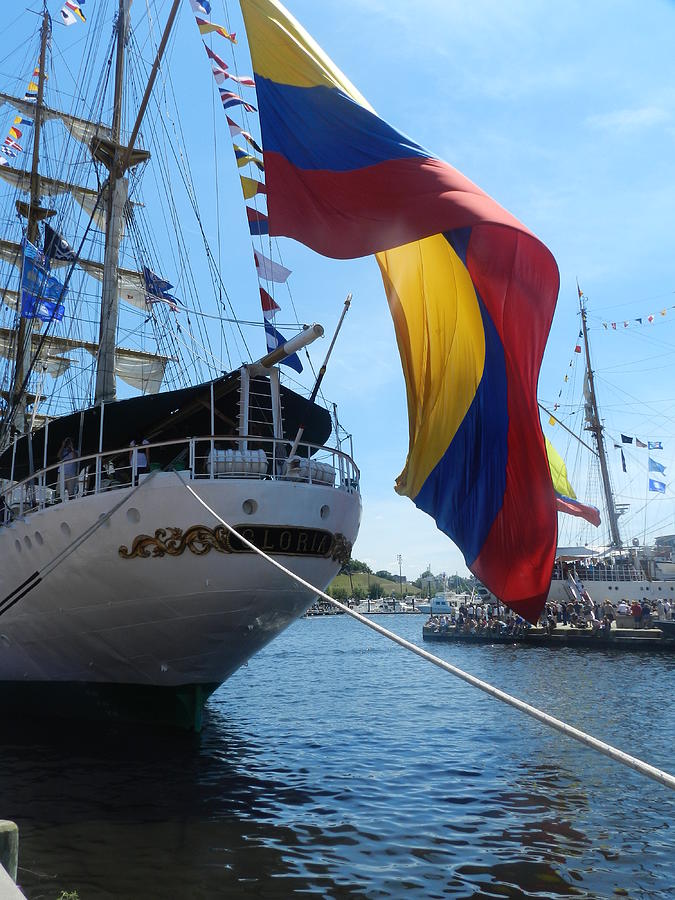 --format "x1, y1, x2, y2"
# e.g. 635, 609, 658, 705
588, 106, 670, 133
